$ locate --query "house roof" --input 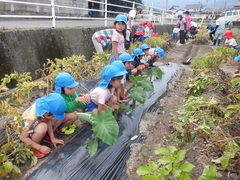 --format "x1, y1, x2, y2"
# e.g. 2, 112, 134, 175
169, 5, 180, 10
185, 4, 204, 10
